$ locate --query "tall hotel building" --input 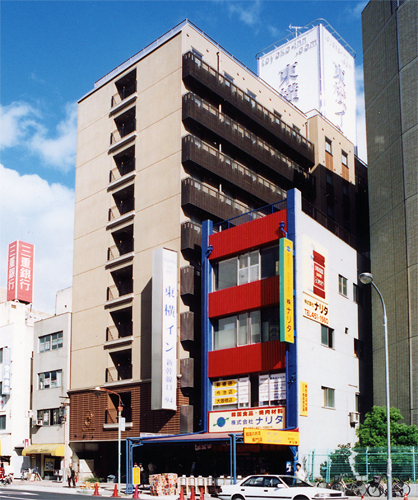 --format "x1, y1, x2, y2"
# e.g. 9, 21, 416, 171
362, 0, 418, 425
71, 20, 369, 475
